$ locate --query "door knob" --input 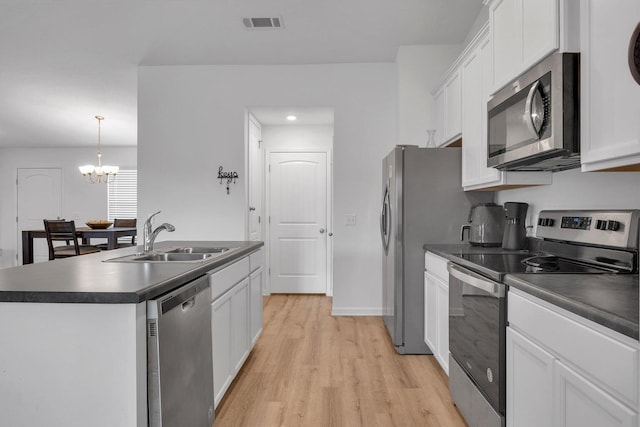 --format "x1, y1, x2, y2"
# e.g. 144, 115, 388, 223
320, 228, 325, 234
328, 232, 333, 236
249, 206, 256, 211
